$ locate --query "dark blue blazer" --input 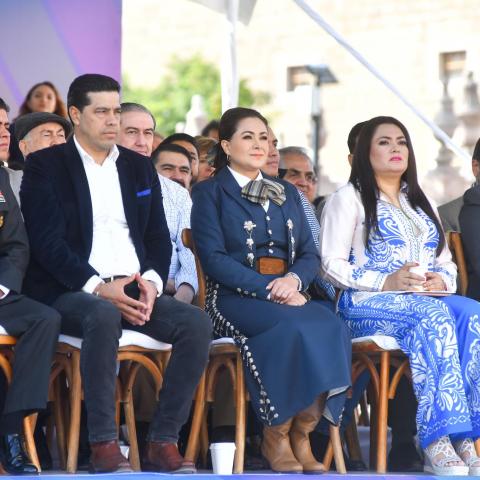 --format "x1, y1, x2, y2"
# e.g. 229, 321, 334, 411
191, 167, 320, 300
19, 137, 171, 305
